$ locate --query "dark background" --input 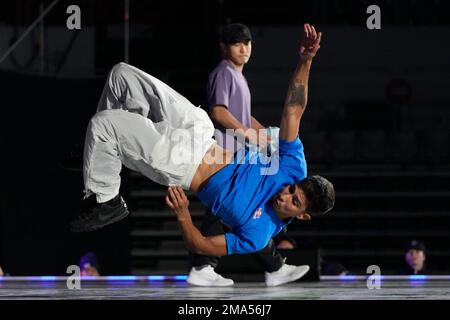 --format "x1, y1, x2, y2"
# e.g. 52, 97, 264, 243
0, 0, 449, 276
